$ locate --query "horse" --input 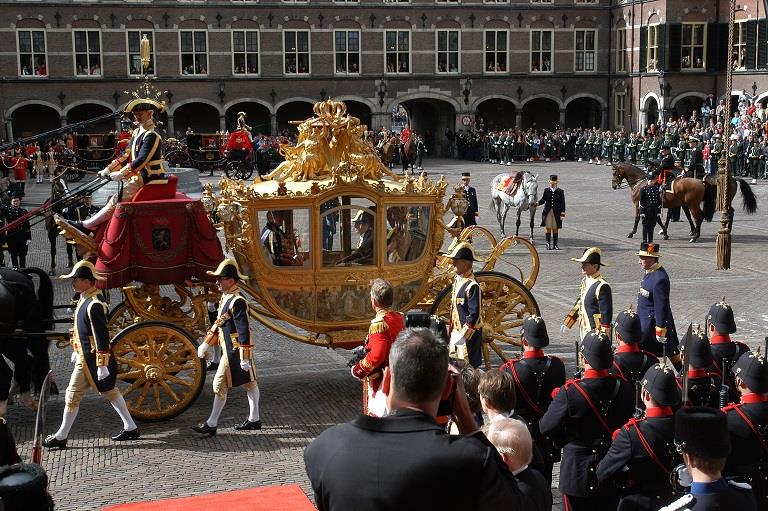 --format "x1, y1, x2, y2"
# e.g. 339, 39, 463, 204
611, 162, 757, 243
43, 174, 69, 275
377, 136, 399, 168
490, 171, 539, 239
0, 267, 55, 407
400, 139, 416, 174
